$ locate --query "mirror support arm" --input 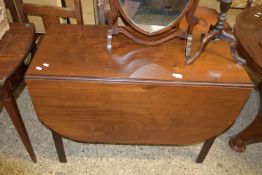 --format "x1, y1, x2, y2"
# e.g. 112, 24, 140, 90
106, 0, 199, 53
185, 0, 200, 62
